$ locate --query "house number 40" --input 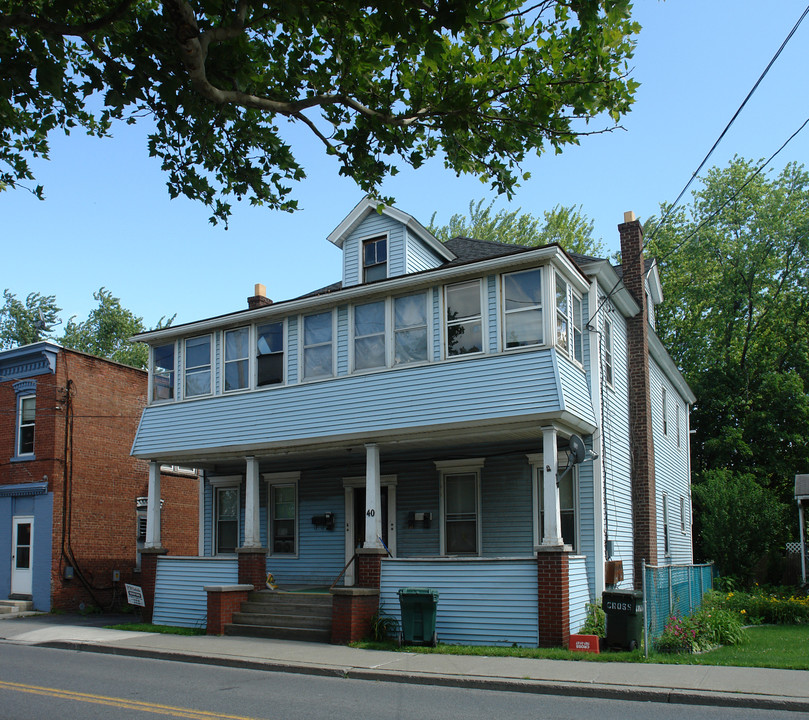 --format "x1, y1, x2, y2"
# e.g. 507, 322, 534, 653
366, 509, 375, 517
